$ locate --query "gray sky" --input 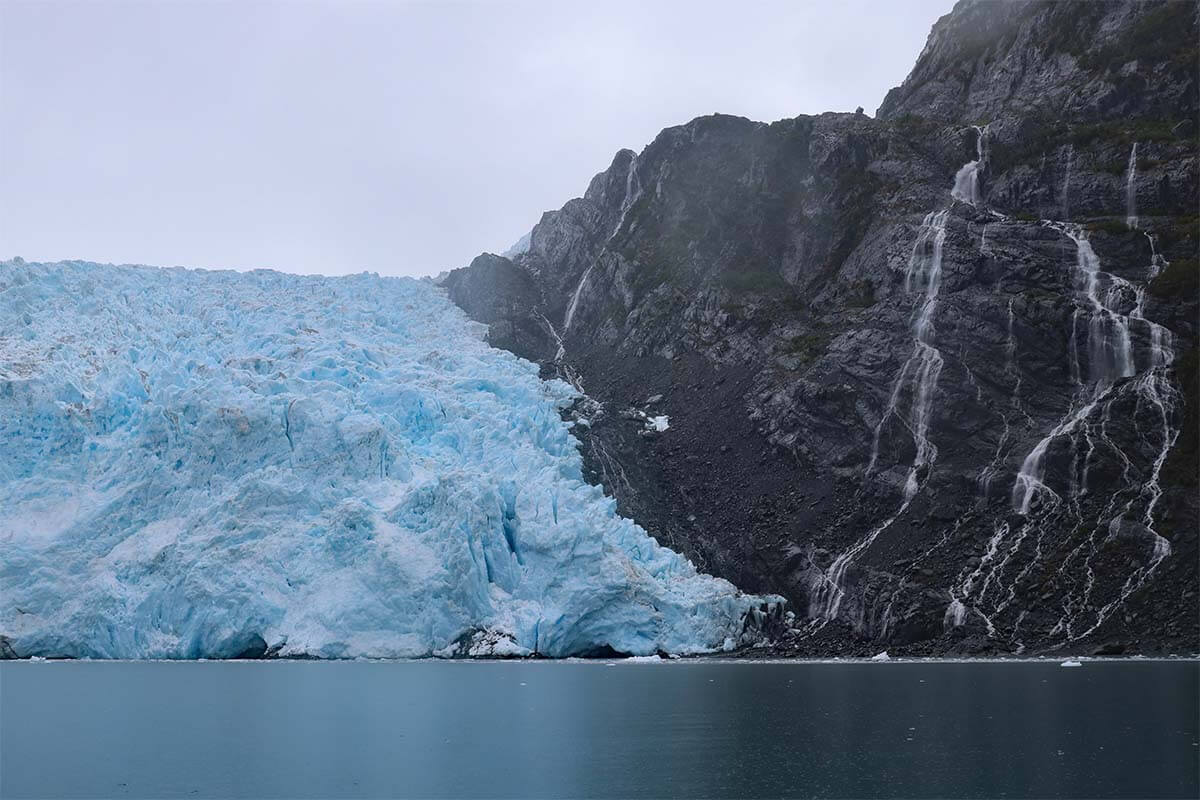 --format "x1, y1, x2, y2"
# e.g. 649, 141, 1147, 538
1, 0, 951, 277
